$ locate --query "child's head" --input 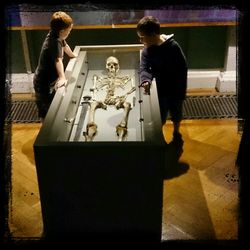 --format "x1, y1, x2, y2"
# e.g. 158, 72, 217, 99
137, 16, 160, 36
50, 11, 73, 38
137, 16, 161, 47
